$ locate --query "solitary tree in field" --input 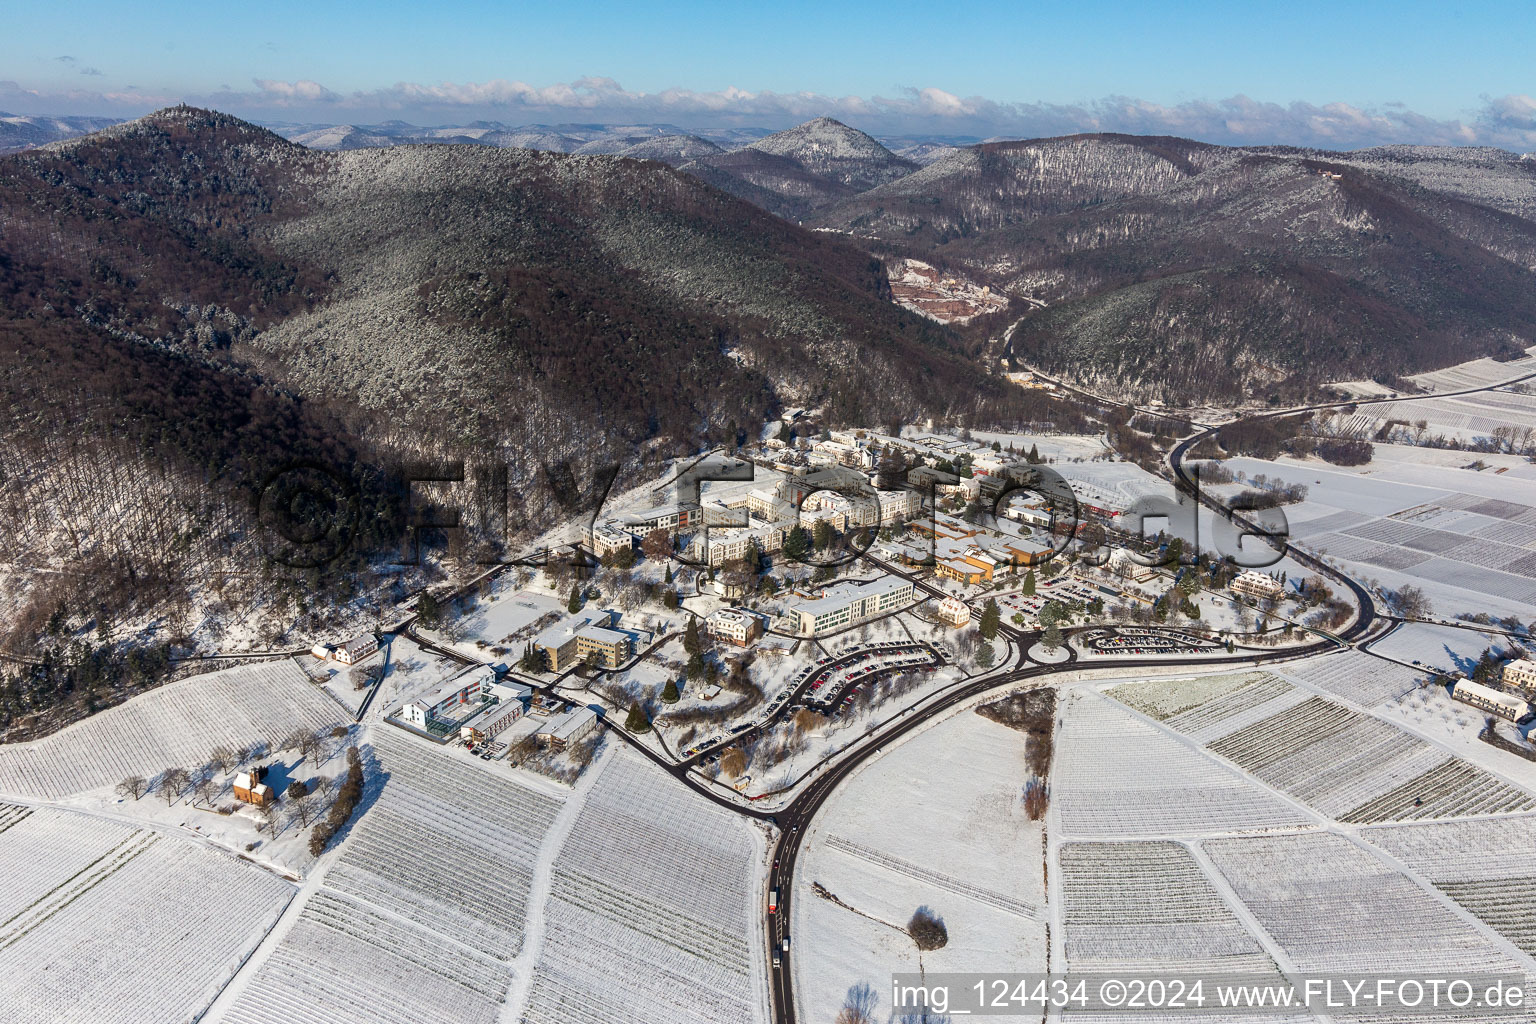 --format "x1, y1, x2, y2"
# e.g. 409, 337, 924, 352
661, 678, 680, 704
567, 583, 582, 613
907, 906, 949, 951
116, 775, 147, 801
976, 642, 995, 670
836, 983, 878, 1024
